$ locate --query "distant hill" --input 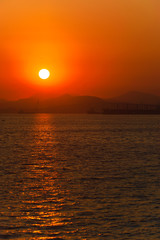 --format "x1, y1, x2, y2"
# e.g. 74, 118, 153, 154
0, 91, 160, 113
106, 91, 160, 105
38, 95, 105, 113
0, 94, 106, 113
